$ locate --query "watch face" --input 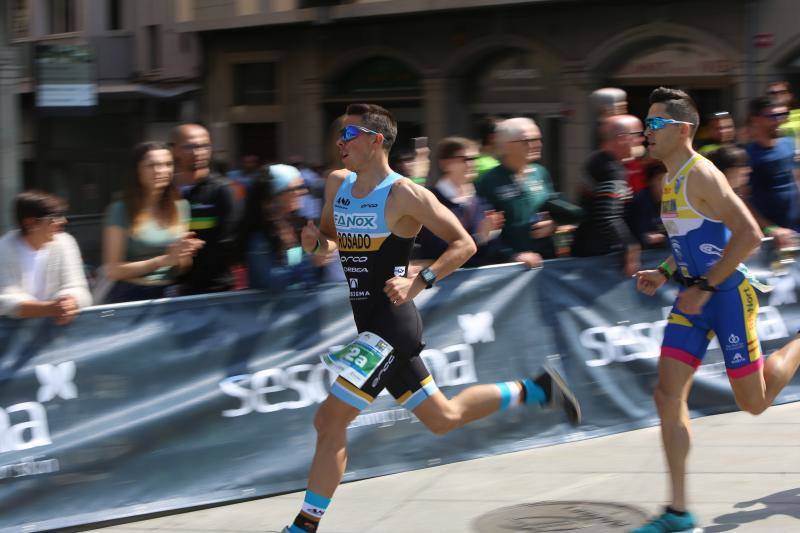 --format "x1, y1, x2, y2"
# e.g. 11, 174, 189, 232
422, 269, 435, 285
